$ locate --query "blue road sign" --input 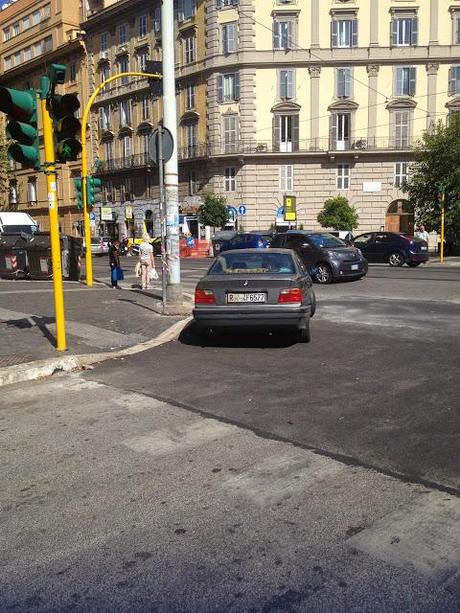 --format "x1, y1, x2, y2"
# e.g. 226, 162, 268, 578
89, 212, 96, 221
238, 205, 247, 216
